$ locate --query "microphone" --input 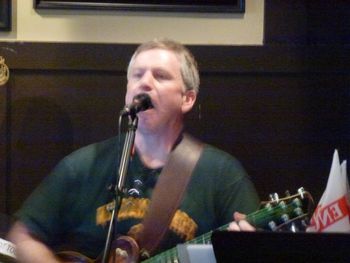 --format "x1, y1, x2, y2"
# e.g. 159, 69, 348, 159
121, 93, 153, 117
